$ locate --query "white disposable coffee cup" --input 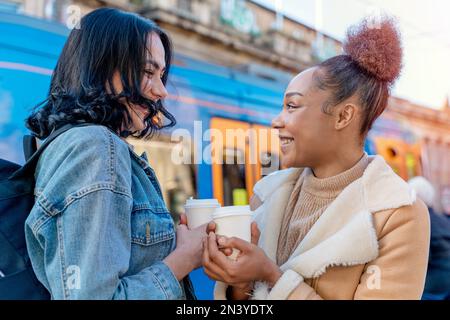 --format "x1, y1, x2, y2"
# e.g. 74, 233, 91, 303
184, 198, 220, 229
212, 205, 253, 260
